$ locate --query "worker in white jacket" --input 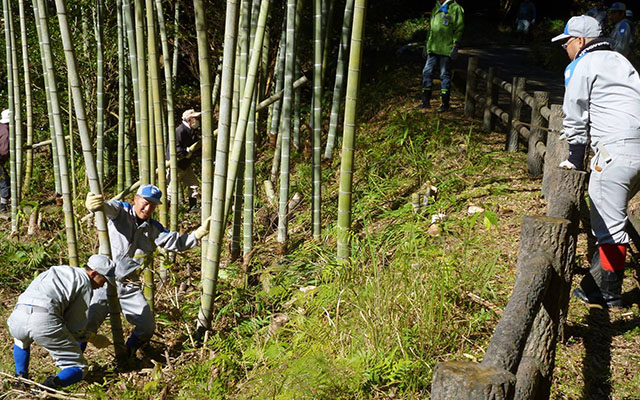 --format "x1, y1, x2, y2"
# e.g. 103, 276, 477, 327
84, 184, 210, 358
6, 255, 116, 389
553, 15, 640, 309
